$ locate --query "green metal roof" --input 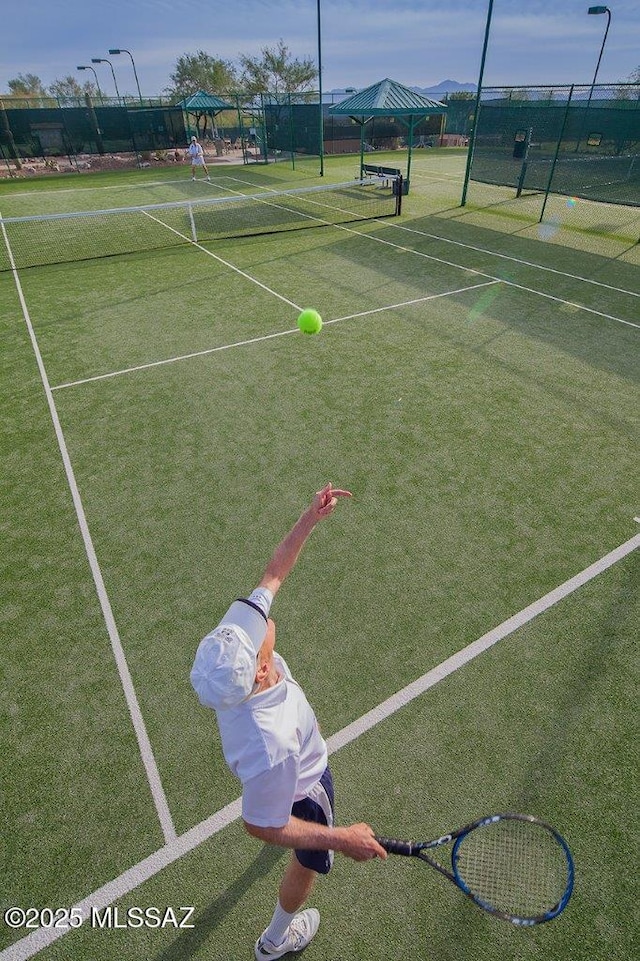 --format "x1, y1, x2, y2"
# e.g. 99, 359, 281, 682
329, 78, 446, 117
175, 90, 233, 111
